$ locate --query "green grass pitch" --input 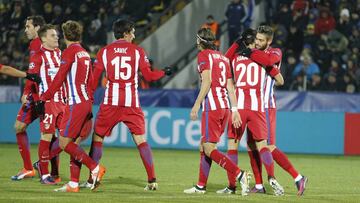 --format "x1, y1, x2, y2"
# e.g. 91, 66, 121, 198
0, 144, 359, 203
